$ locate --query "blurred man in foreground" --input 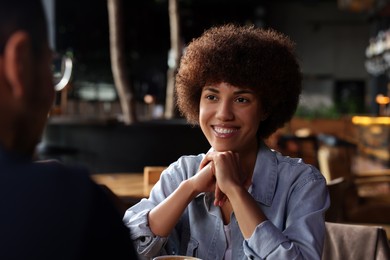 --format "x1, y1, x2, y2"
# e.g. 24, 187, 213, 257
0, 1, 137, 259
